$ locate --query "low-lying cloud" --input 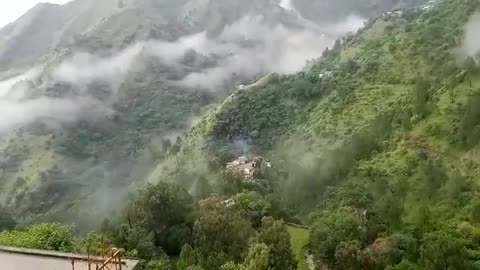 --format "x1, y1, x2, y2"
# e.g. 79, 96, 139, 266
0, 97, 100, 132
0, 5, 367, 134
176, 15, 364, 90
52, 8, 366, 92
464, 12, 480, 58
0, 69, 111, 134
